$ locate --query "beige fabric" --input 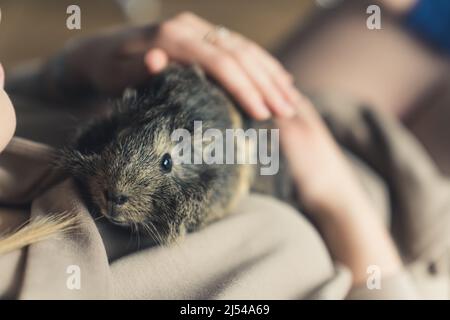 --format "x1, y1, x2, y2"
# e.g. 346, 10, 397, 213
0, 138, 351, 299
346, 271, 418, 300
